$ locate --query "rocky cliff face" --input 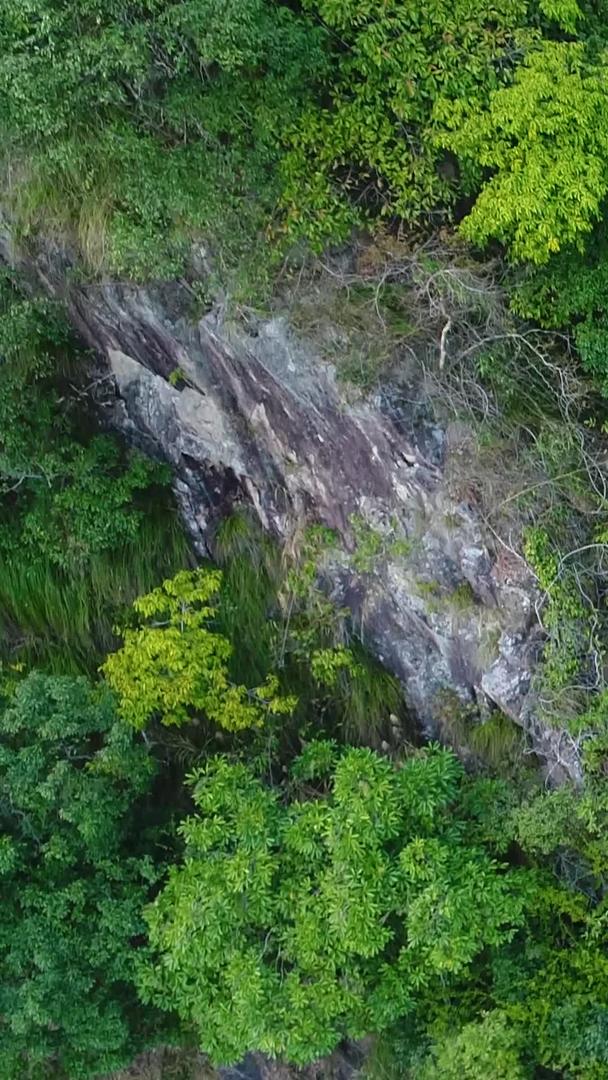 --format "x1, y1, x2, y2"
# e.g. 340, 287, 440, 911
0, 231, 582, 783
